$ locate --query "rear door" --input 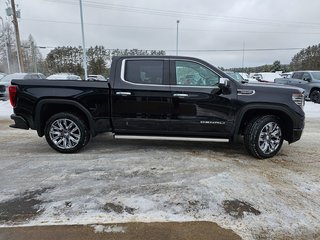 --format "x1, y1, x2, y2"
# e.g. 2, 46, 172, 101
168, 59, 235, 137
112, 58, 171, 134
